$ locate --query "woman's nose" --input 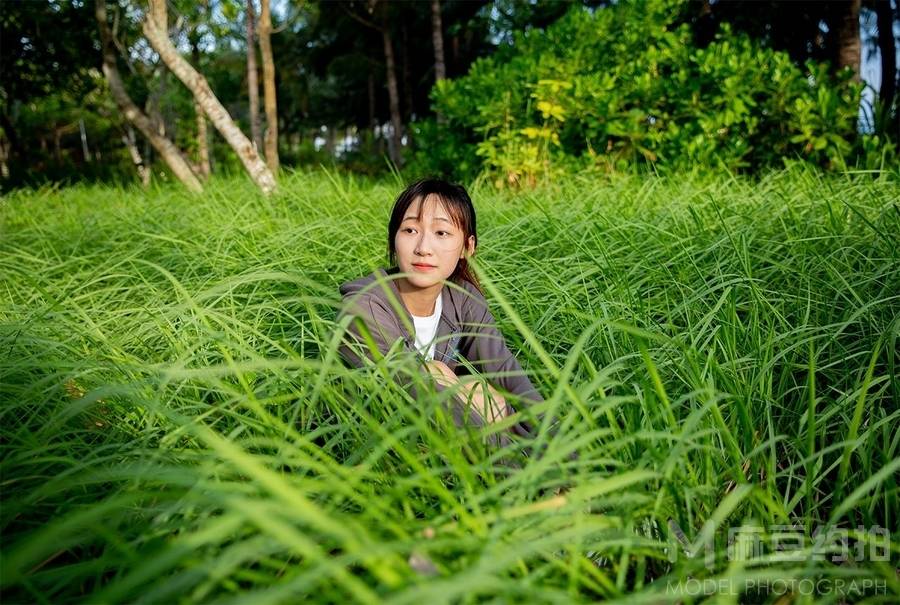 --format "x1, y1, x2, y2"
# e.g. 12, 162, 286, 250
414, 232, 433, 255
